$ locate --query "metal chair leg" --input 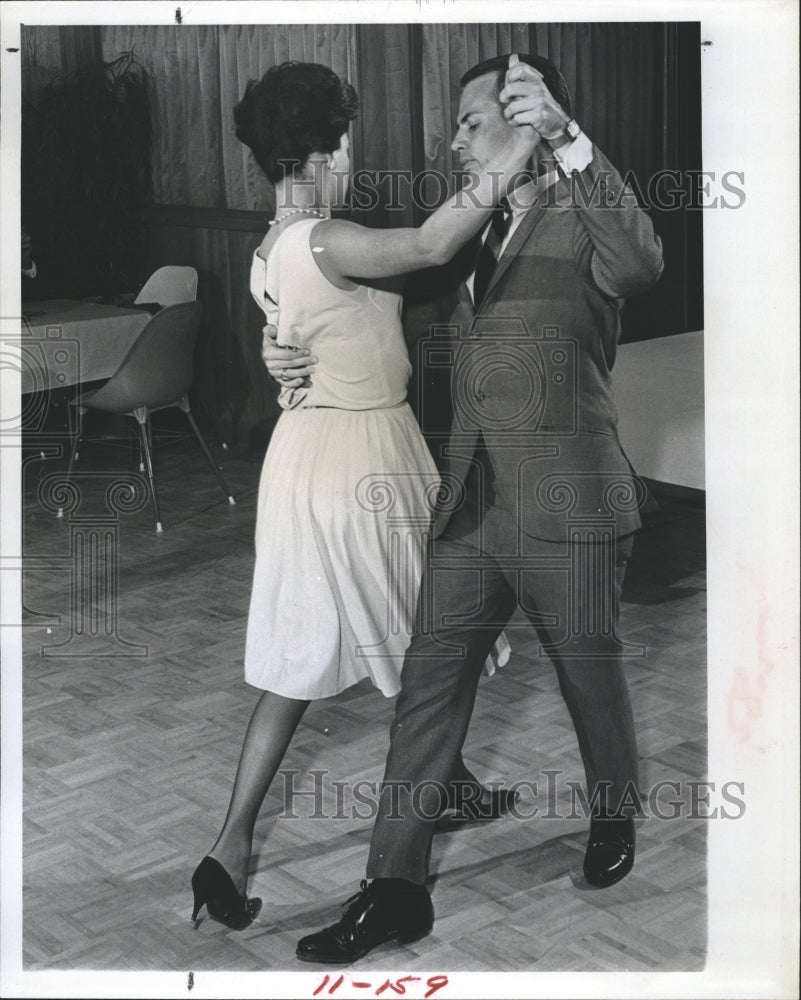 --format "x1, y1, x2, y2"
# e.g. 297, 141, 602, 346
176, 396, 235, 505
133, 406, 163, 532
62, 405, 86, 517
137, 417, 153, 472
